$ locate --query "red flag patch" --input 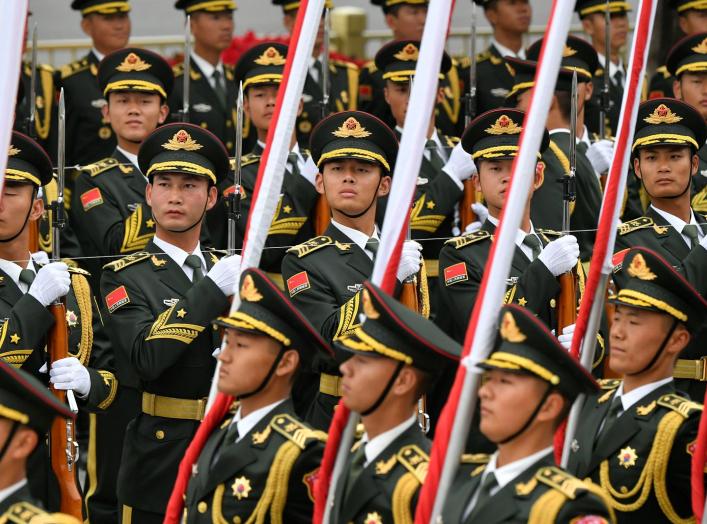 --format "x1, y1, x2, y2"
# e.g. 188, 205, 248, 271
287, 271, 310, 297
302, 467, 319, 502
105, 285, 130, 313
444, 262, 468, 286
80, 187, 103, 211
569, 518, 608, 524
612, 249, 629, 270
